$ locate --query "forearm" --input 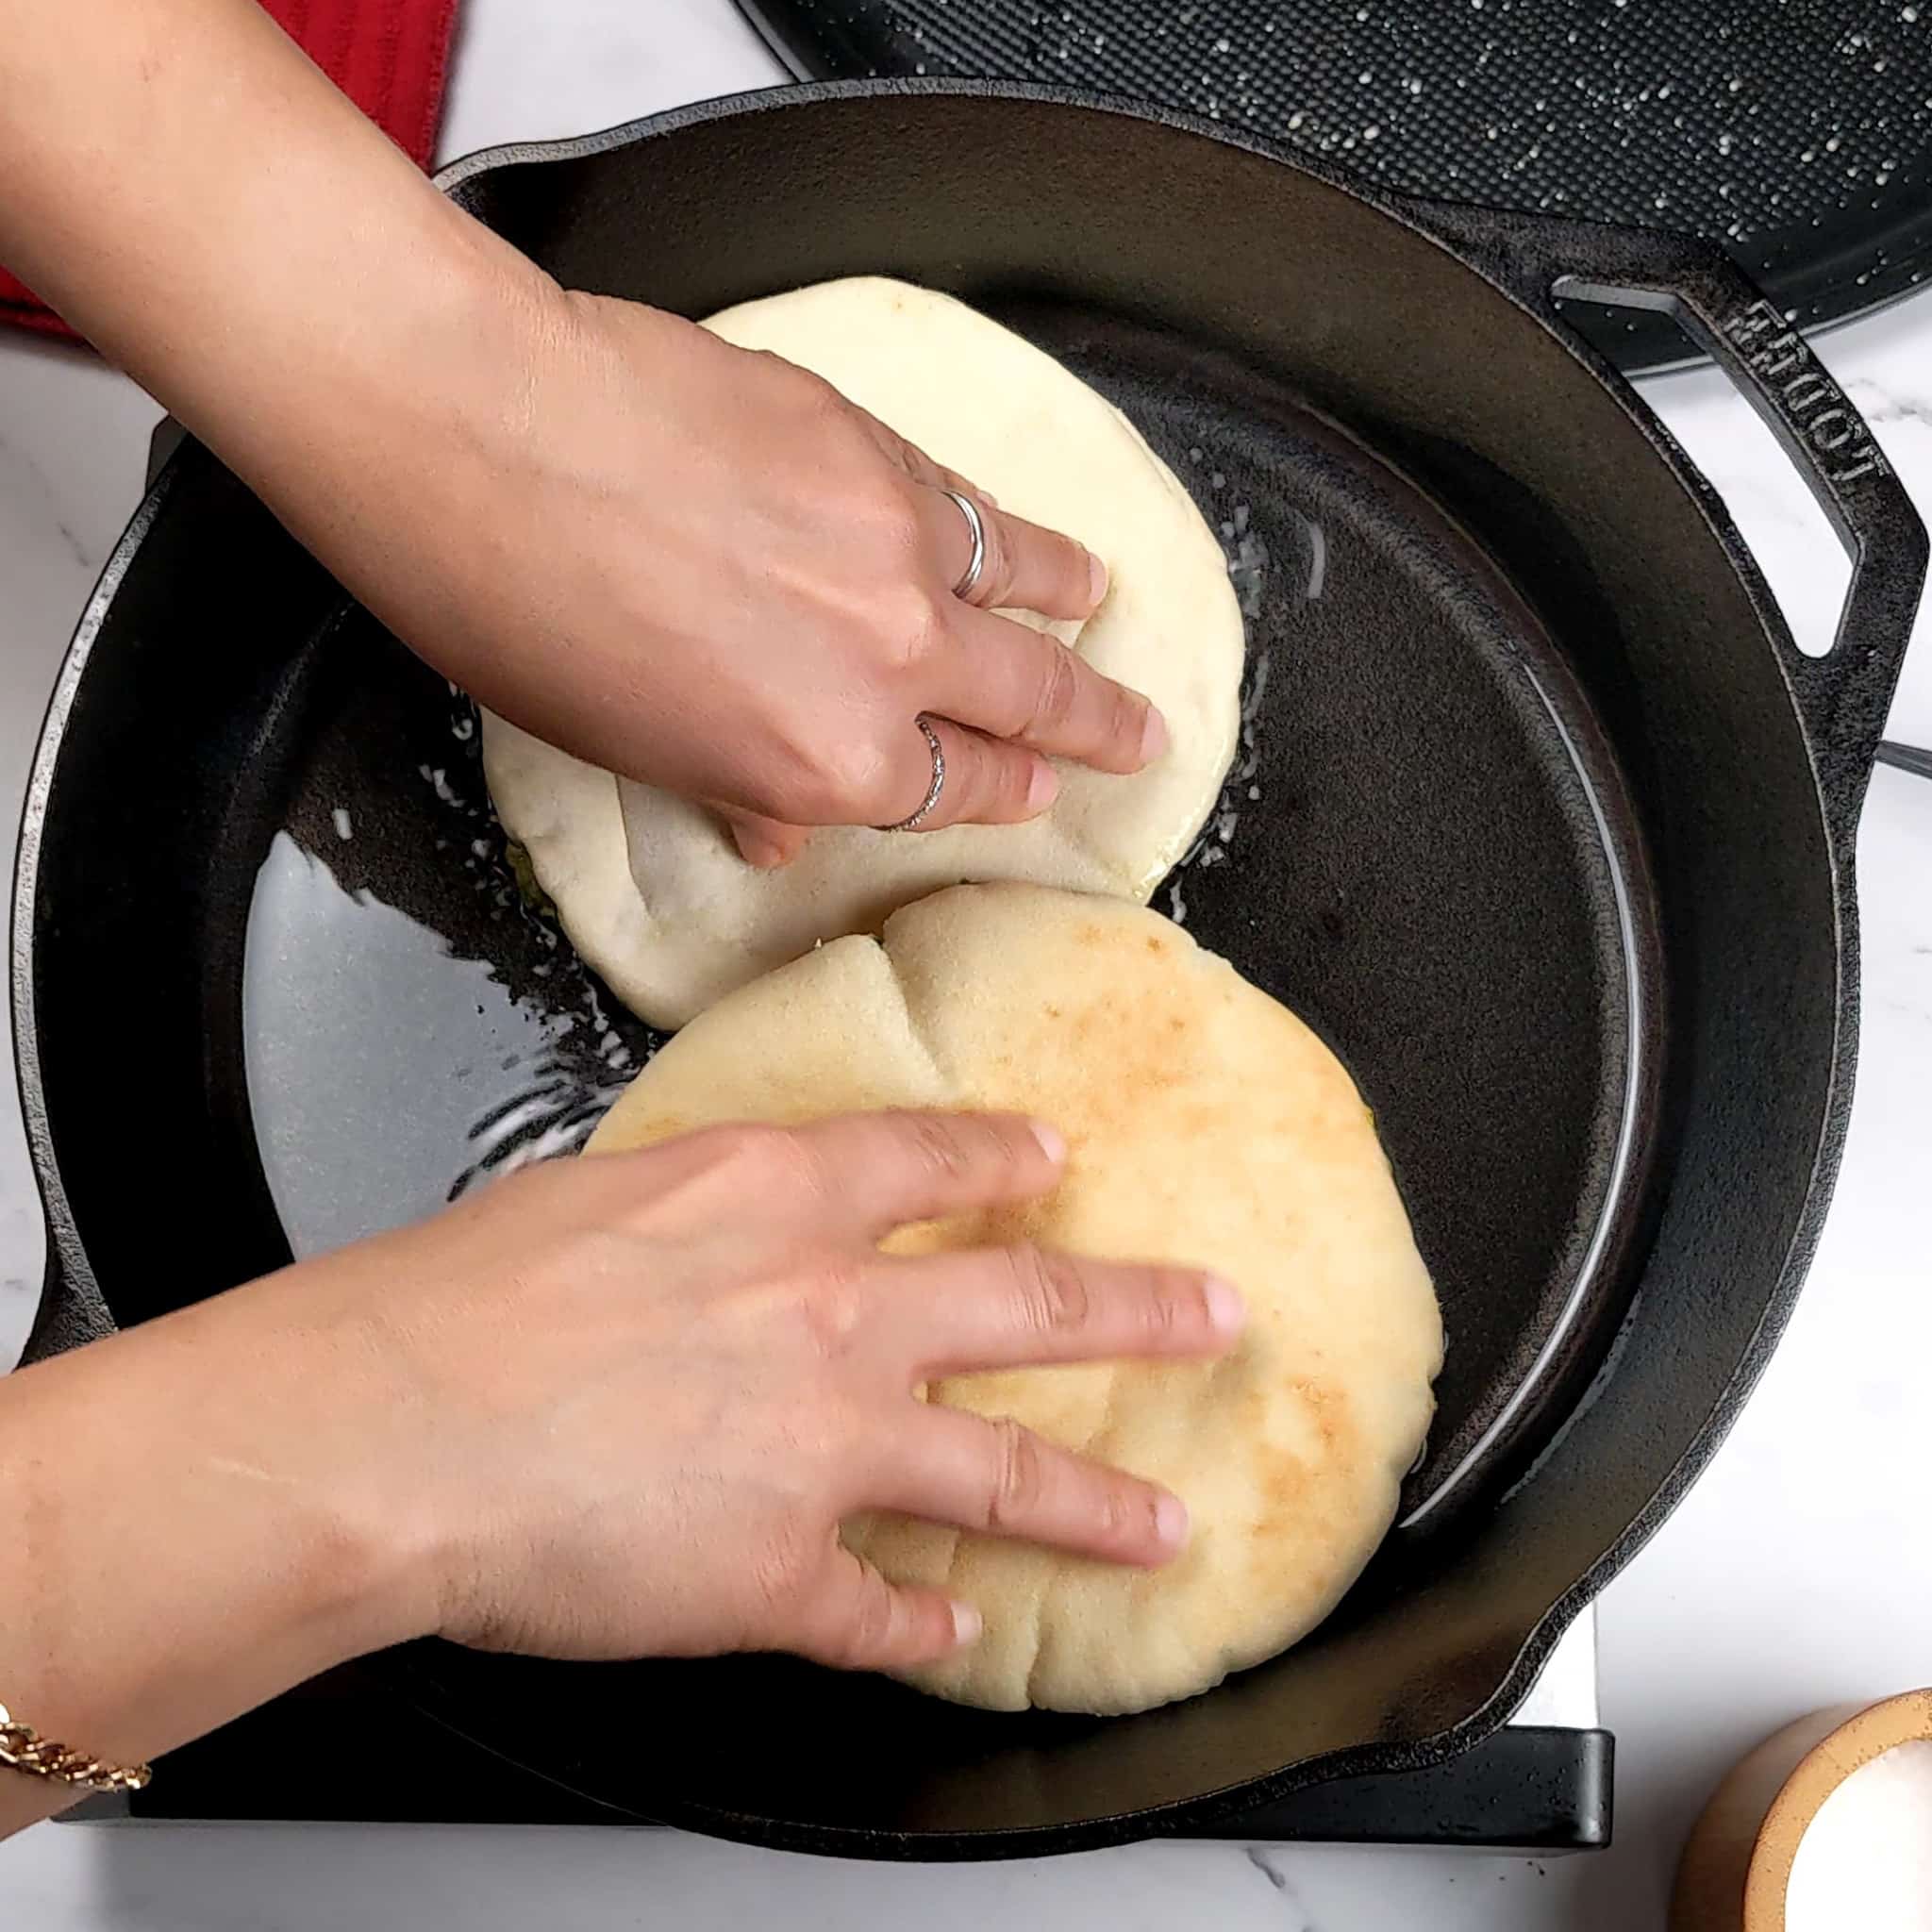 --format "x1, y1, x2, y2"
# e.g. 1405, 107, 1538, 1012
0, 0, 518, 1837
0, 1276, 428, 1836
0, 0, 558, 616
